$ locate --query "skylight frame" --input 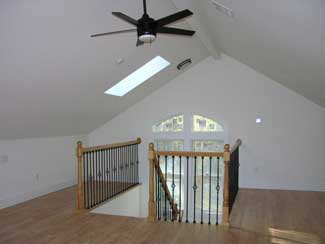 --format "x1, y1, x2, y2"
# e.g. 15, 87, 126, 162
105, 56, 170, 96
